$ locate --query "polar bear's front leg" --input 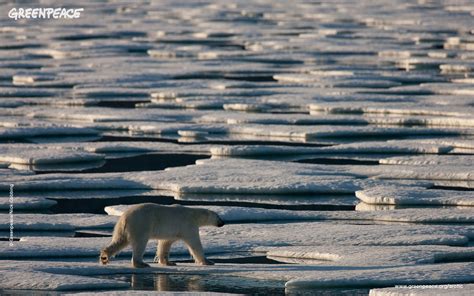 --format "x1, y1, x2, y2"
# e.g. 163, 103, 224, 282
182, 230, 214, 266
131, 237, 151, 268
154, 240, 176, 266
